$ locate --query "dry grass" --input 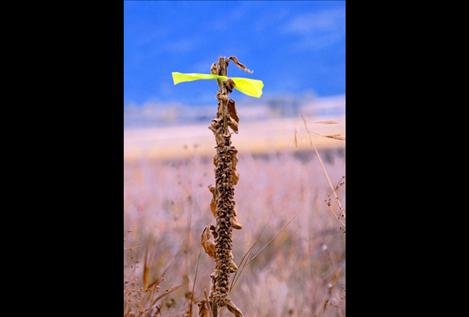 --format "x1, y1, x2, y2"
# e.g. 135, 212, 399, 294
124, 143, 345, 316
